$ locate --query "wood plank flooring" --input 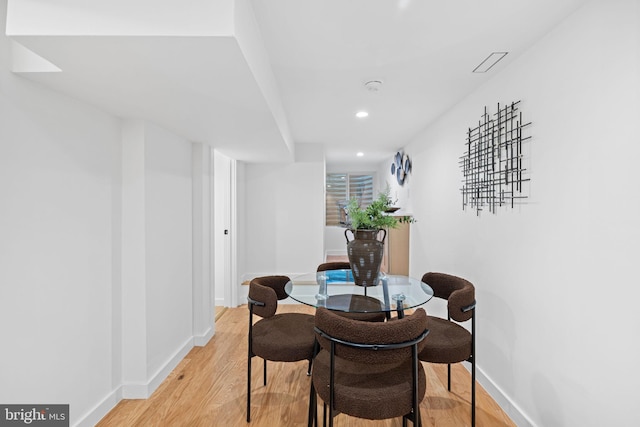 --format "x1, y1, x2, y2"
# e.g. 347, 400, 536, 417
97, 305, 515, 427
